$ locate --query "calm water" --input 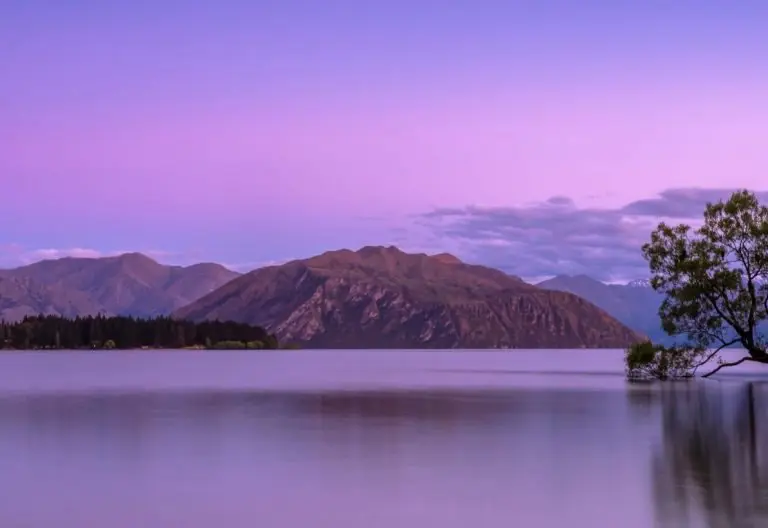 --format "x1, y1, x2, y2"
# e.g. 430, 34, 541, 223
1, 349, 767, 528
